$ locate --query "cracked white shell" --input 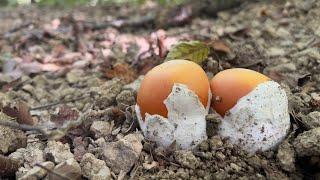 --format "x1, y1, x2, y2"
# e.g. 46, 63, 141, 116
136, 83, 210, 150
218, 81, 290, 154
